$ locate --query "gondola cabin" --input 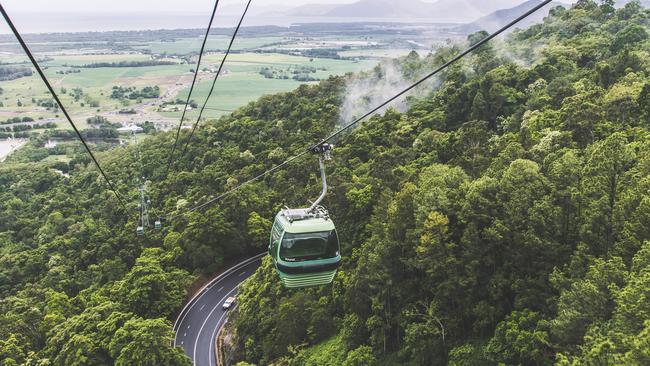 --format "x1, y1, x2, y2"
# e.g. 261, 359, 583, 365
269, 207, 341, 288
